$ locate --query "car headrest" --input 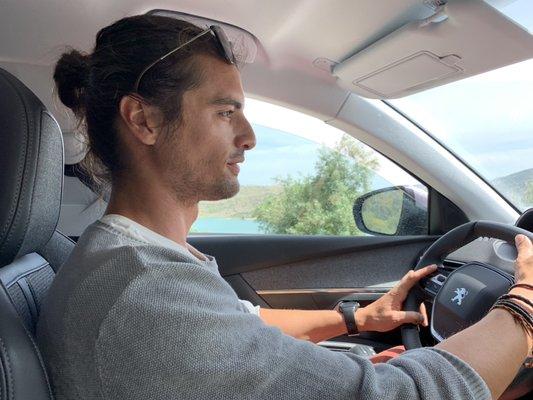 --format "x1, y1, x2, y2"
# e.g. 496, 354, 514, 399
0, 68, 64, 266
